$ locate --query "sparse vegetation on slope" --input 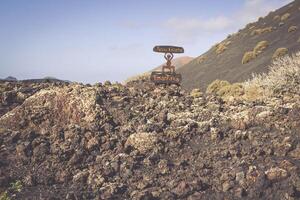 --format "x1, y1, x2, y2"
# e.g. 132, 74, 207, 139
242, 41, 269, 64
251, 27, 272, 36
178, 0, 300, 91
